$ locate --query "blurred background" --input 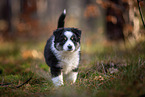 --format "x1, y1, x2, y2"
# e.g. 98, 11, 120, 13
0, 0, 145, 72
0, 0, 145, 96
0, 0, 144, 42
0, 0, 145, 70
